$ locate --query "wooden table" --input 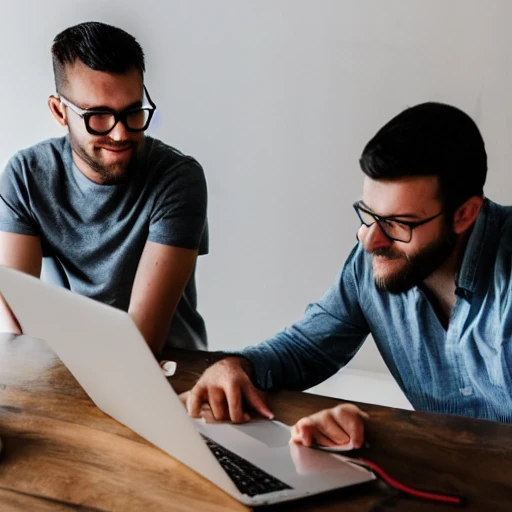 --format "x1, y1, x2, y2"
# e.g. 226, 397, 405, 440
0, 333, 511, 511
